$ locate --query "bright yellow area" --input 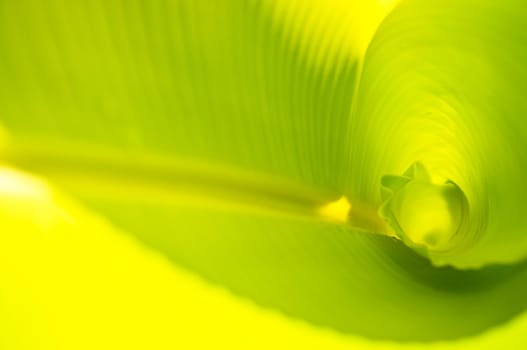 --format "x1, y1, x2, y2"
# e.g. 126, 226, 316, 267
0, 167, 366, 349
0, 166, 50, 198
318, 195, 351, 223
0, 167, 526, 350
270, 0, 399, 66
